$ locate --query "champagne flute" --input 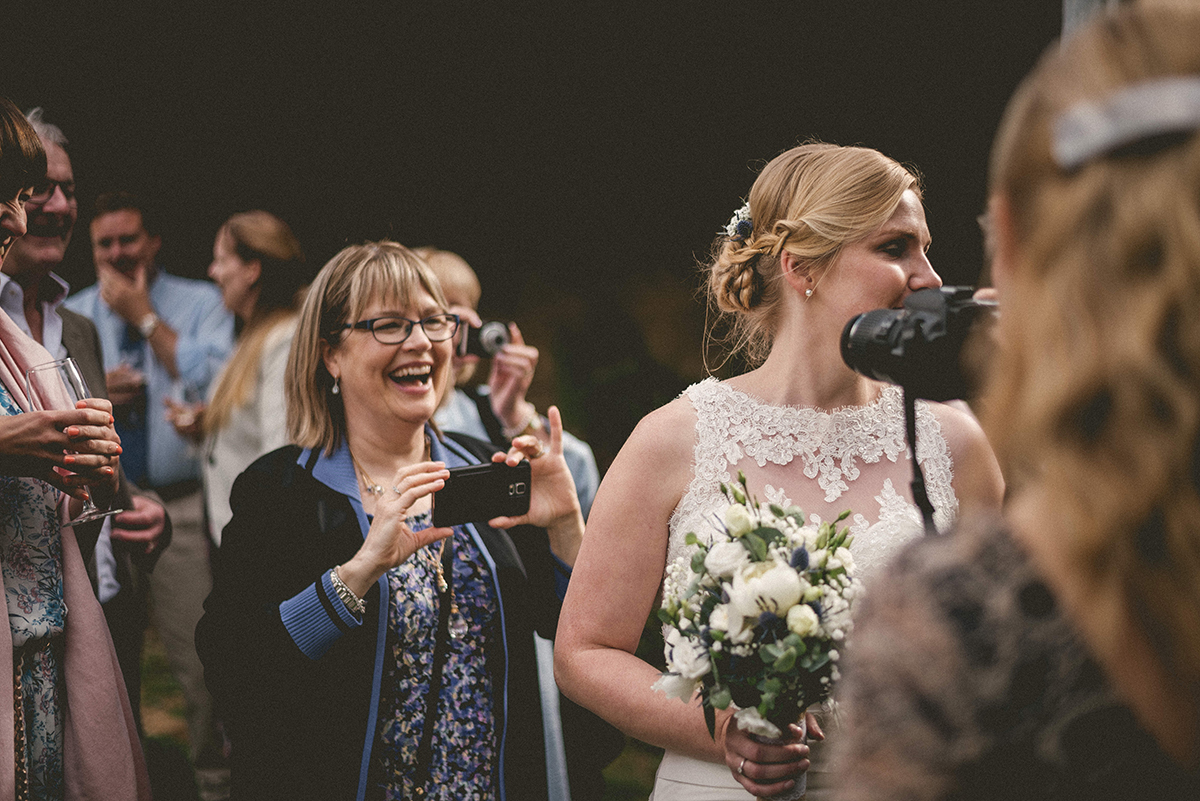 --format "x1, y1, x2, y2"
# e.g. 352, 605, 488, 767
25, 357, 124, 523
